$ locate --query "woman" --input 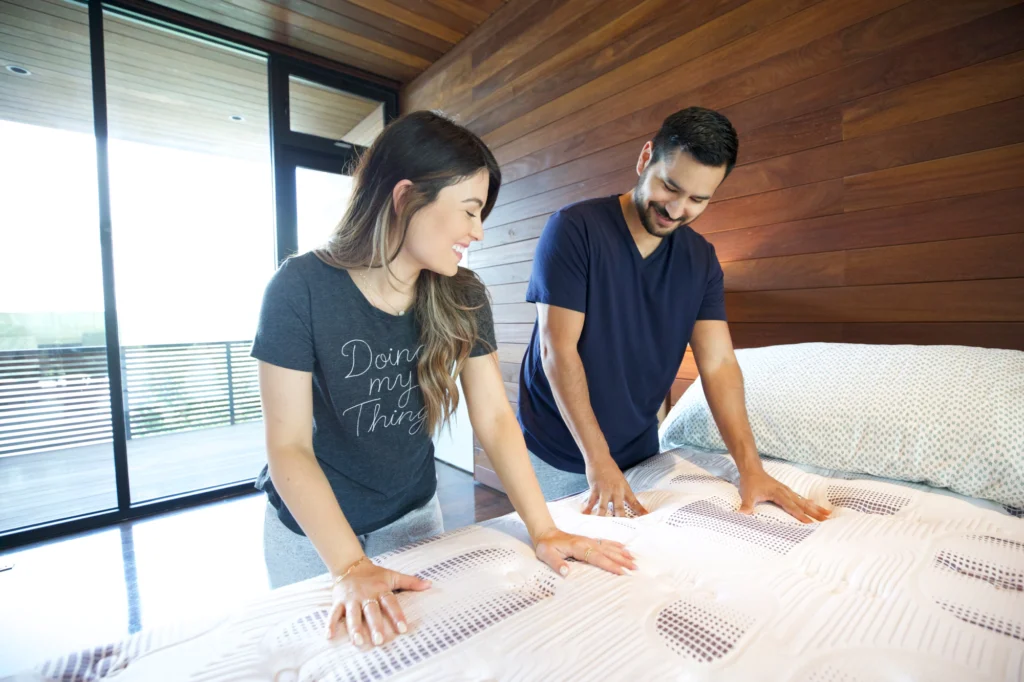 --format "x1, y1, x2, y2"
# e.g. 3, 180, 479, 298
253, 111, 635, 650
